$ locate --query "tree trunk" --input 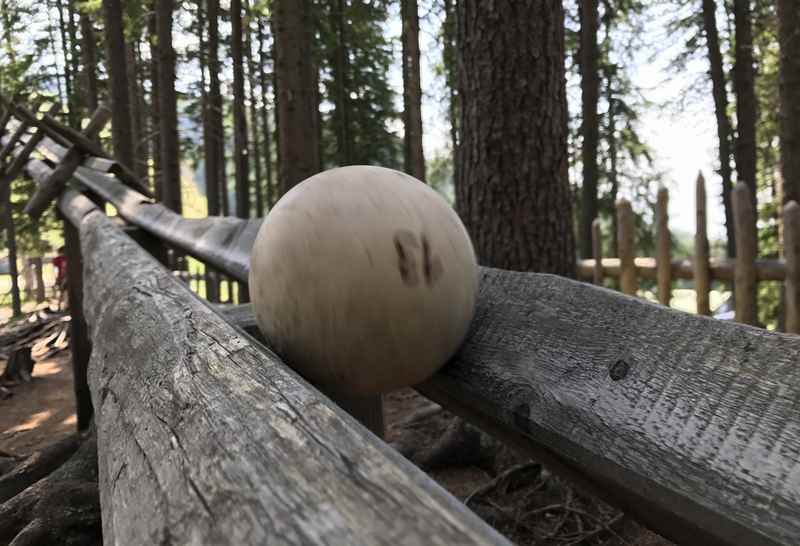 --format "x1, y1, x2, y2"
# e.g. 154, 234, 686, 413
732, 0, 758, 213
703, 0, 736, 258
66, 0, 81, 125
246, 6, 264, 218
258, 19, 274, 210
273, 0, 321, 195
148, 0, 162, 199
101, 0, 136, 170
6, 210, 21, 317
456, 0, 576, 276
578, 0, 600, 259
401, 0, 425, 181
231, 0, 250, 220
207, 0, 226, 216
157, 0, 182, 214
126, 41, 147, 181
55, 0, 76, 125
778, 0, 800, 204
33, 256, 45, 303
332, 0, 352, 166
79, 11, 99, 114
442, 0, 458, 188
